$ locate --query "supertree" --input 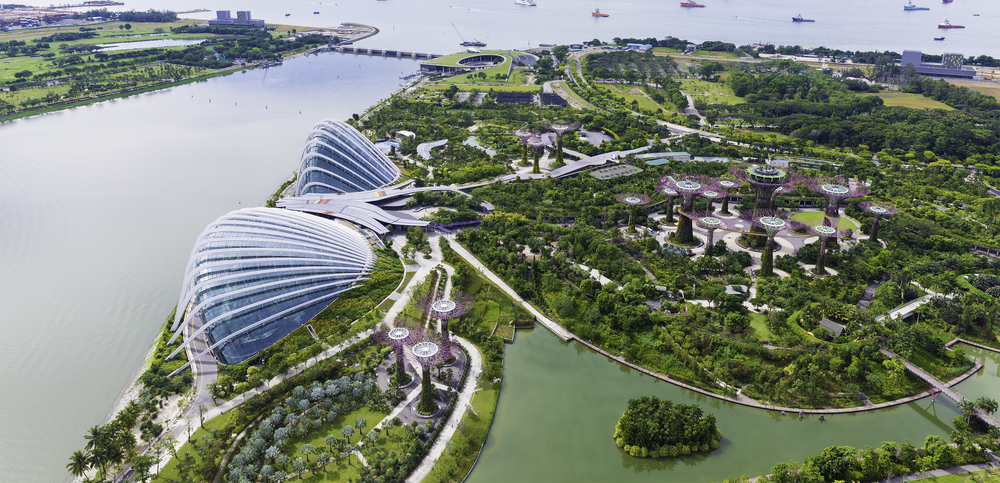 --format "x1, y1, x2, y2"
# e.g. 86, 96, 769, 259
373, 325, 419, 386
527, 136, 552, 174
715, 178, 744, 215
805, 224, 849, 275
543, 121, 580, 167
616, 192, 652, 233
659, 174, 716, 245
730, 163, 802, 247
806, 175, 869, 227
414, 291, 474, 341
743, 209, 798, 278
859, 201, 899, 244
655, 186, 679, 224
699, 187, 728, 215
511, 129, 537, 167
690, 211, 729, 257
410, 330, 454, 415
